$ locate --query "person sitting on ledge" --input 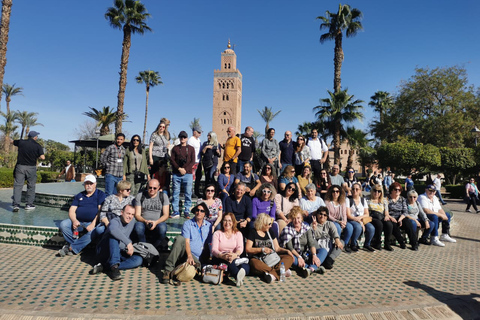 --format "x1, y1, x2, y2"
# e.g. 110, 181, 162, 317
89, 204, 143, 281
99, 180, 135, 227
162, 203, 212, 284
57, 174, 106, 257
